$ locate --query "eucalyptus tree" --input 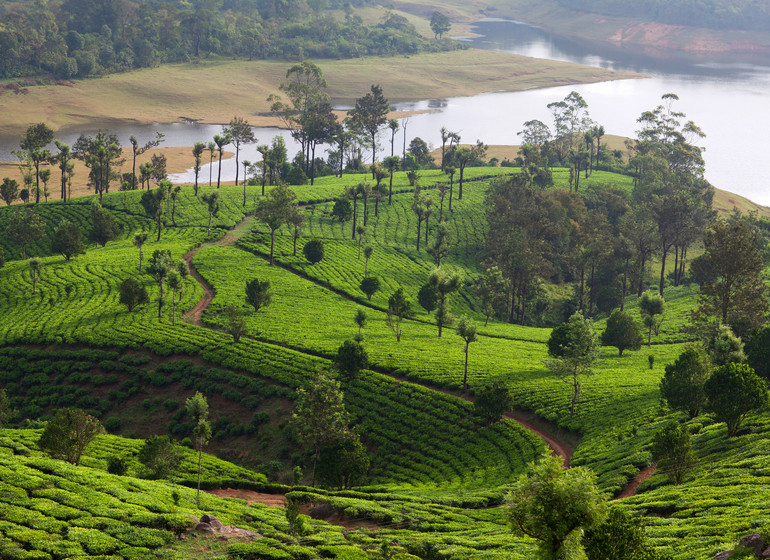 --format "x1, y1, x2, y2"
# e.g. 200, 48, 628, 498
17, 123, 54, 204
147, 249, 174, 322
255, 184, 297, 265
350, 84, 390, 178
213, 132, 231, 189
73, 131, 124, 203
185, 392, 211, 507
140, 181, 169, 241
6, 206, 46, 259
224, 116, 256, 187
166, 270, 181, 325
53, 140, 75, 201
200, 191, 220, 236
133, 231, 149, 273
383, 155, 399, 204
129, 132, 164, 189
457, 317, 478, 393
207, 141, 216, 186
451, 140, 487, 200
28, 257, 43, 295
192, 142, 206, 196
387, 119, 399, 157
0, 178, 19, 206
